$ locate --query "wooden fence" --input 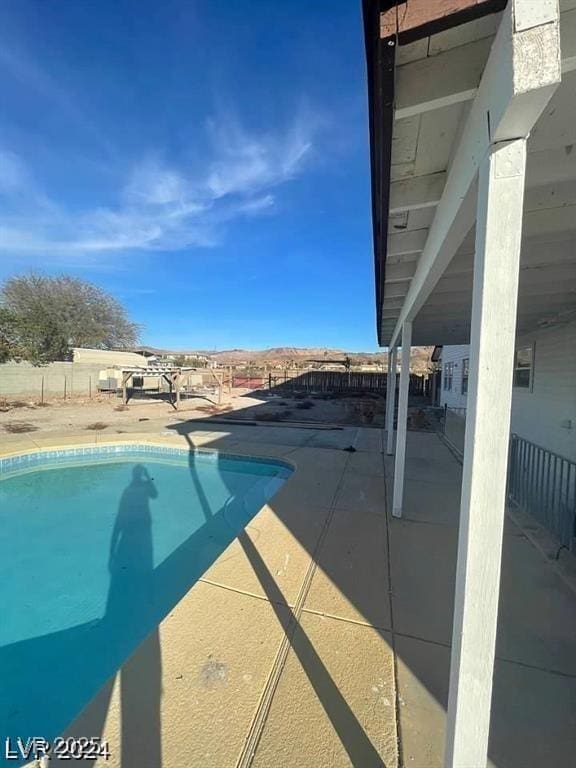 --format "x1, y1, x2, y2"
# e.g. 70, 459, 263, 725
280, 370, 387, 393
232, 370, 388, 394
230, 369, 432, 396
